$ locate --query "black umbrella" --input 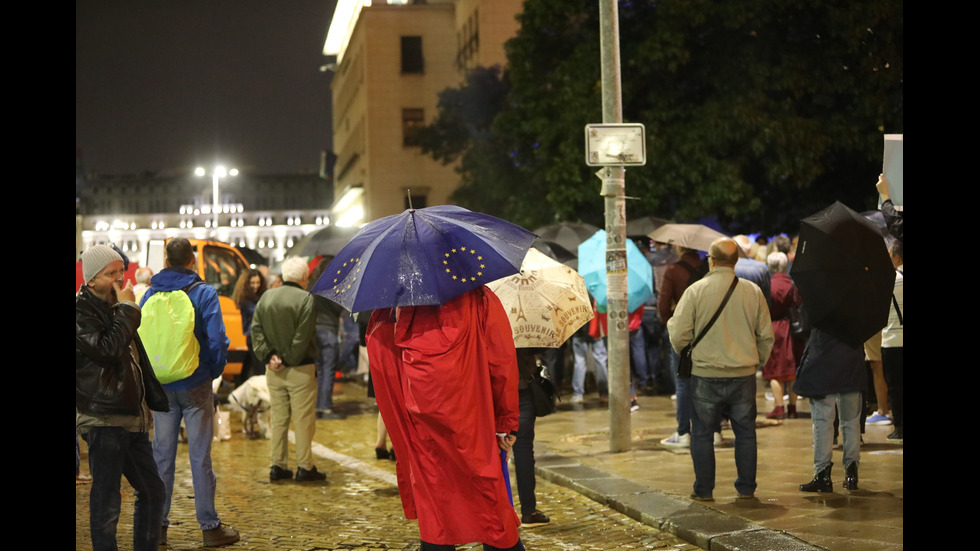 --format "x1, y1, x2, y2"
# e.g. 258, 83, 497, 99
236, 246, 268, 267
533, 222, 600, 254
286, 225, 360, 258
790, 201, 895, 348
